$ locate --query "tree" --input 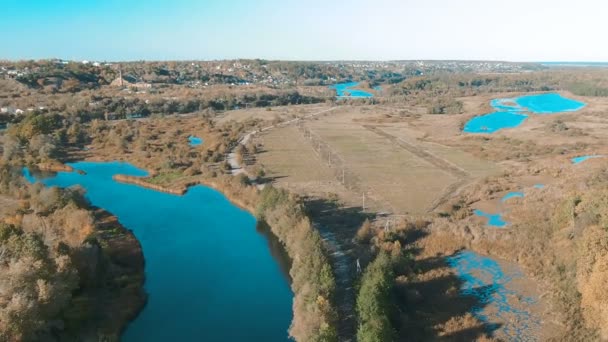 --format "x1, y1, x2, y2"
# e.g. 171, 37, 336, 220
357, 252, 395, 342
